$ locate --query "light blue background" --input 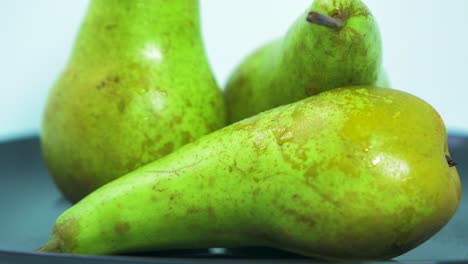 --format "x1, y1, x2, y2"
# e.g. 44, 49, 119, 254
1, 0, 467, 142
